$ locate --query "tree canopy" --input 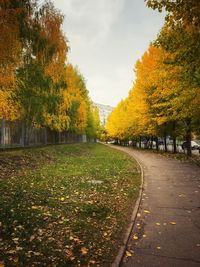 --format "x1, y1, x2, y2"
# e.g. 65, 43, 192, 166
0, 0, 100, 137
107, 0, 200, 155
